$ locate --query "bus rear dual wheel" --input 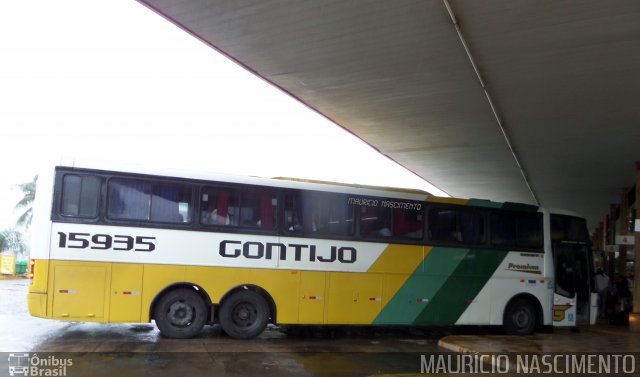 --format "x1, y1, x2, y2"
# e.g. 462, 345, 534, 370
219, 290, 270, 339
154, 288, 269, 339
